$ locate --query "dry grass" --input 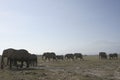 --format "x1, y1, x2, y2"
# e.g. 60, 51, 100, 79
0, 55, 120, 80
